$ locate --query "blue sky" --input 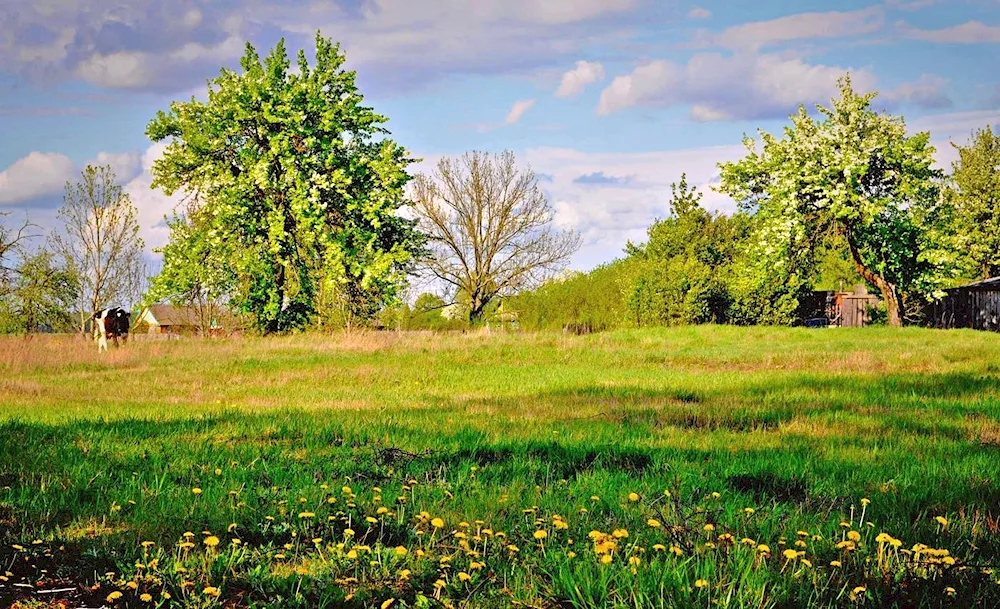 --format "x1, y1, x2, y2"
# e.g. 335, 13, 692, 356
1, 0, 999, 271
